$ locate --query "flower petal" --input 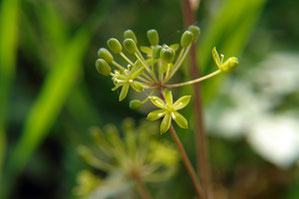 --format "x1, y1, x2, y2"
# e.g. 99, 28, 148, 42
150, 96, 166, 109
172, 112, 188, 129
140, 46, 153, 54
130, 67, 144, 79
130, 81, 144, 92
164, 89, 173, 105
119, 83, 129, 101
160, 113, 172, 134
173, 95, 191, 110
147, 110, 166, 120
212, 47, 221, 67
